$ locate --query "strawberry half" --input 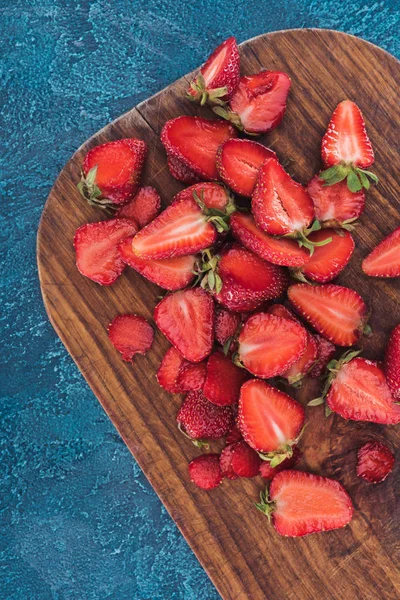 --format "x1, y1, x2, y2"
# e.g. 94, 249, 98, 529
362, 226, 400, 278
320, 101, 377, 192
157, 346, 188, 393
167, 155, 200, 184
116, 186, 161, 229
237, 313, 308, 378
177, 361, 207, 392
309, 335, 336, 378
288, 283, 368, 346
161, 116, 236, 181
385, 324, 400, 400
230, 441, 261, 477
259, 446, 302, 480
203, 350, 249, 406
216, 138, 276, 197
266, 303, 300, 323
189, 454, 223, 490
107, 314, 154, 362
356, 441, 395, 483
74, 218, 138, 285
177, 390, 234, 440
214, 307, 241, 350
187, 36, 240, 105
214, 70, 291, 135
256, 471, 353, 537
307, 175, 365, 229
78, 138, 147, 207
154, 288, 214, 363
172, 182, 235, 213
